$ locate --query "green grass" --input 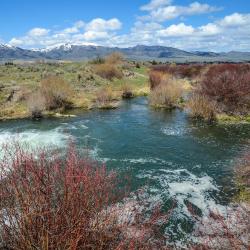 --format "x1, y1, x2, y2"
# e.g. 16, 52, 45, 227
0, 61, 149, 120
